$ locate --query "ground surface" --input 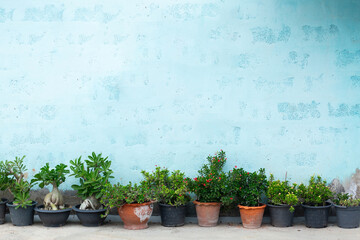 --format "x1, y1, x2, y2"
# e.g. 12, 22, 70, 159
0, 216, 359, 240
